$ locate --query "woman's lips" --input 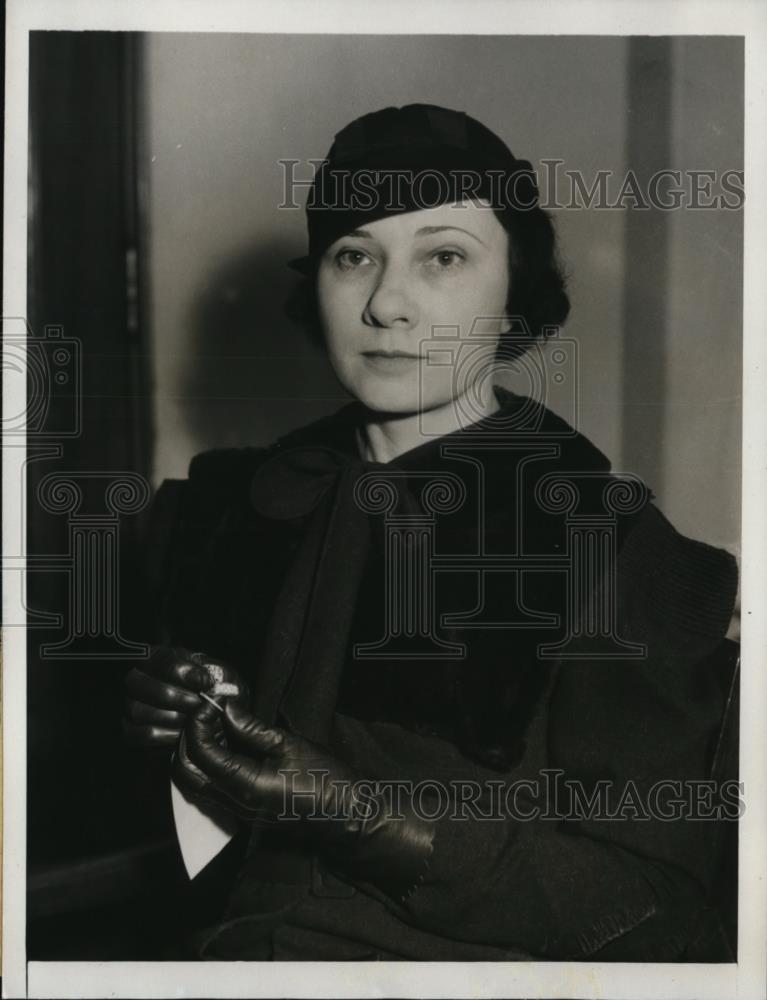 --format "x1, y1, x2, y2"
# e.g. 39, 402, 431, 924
361, 351, 423, 373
